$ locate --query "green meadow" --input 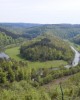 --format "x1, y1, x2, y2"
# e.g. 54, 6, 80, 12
5, 46, 68, 69
5, 47, 24, 61
28, 60, 67, 69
